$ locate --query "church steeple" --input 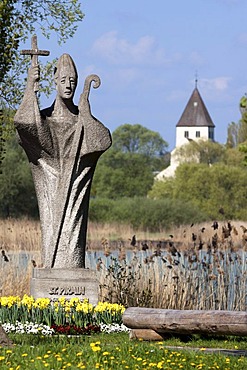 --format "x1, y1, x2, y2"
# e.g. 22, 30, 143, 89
155, 82, 216, 180
176, 87, 215, 128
